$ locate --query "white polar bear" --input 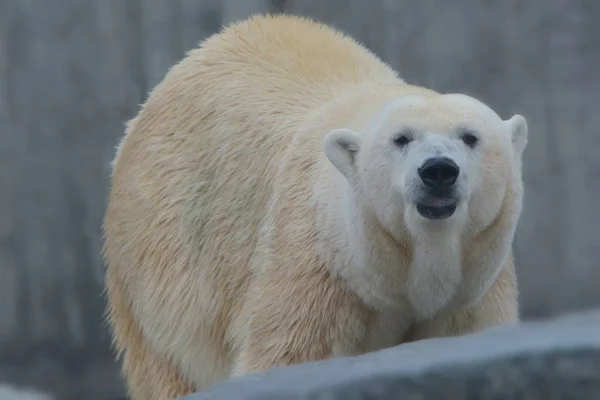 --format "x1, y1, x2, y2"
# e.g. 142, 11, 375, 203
103, 14, 528, 400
